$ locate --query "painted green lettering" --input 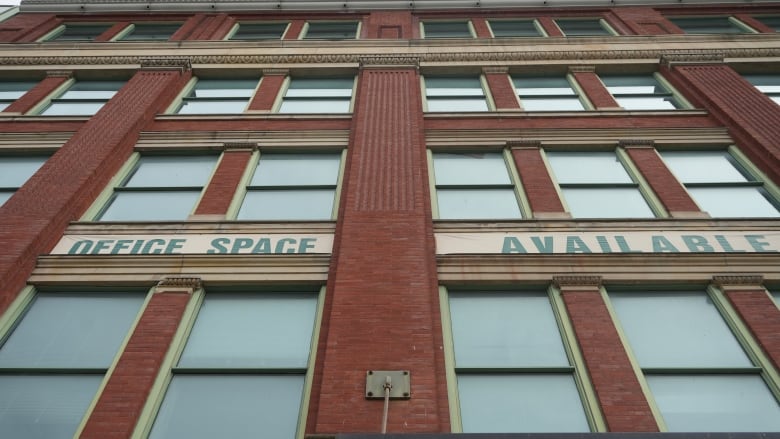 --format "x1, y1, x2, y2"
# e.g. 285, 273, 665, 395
68, 240, 93, 255
615, 236, 642, 253
681, 235, 714, 252
130, 240, 145, 254
252, 238, 272, 254
275, 238, 297, 254
111, 240, 133, 254
231, 238, 254, 254
502, 237, 527, 254
142, 239, 166, 254
715, 235, 745, 252
596, 236, 613, 253
530, 236, 552, 253
165, 239, 186, 254
91, 239, 114, 255
298, 238, 316, 253
652, 236, 679, 252
566, 236, 592, 253
207, 237, 229, 254
746, 235, 777, 252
